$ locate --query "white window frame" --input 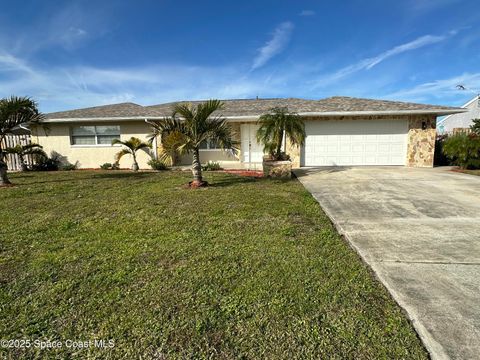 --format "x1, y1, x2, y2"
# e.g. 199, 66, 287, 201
70, 125, 121, 147
199, 139, 222, 151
